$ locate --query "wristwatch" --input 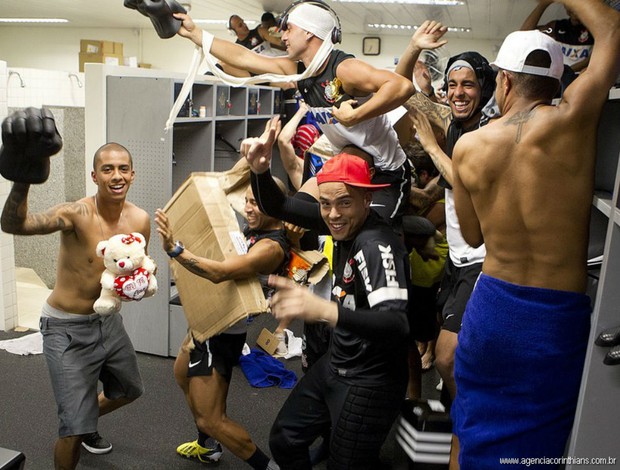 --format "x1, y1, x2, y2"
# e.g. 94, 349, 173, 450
167, 240, 185, 258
